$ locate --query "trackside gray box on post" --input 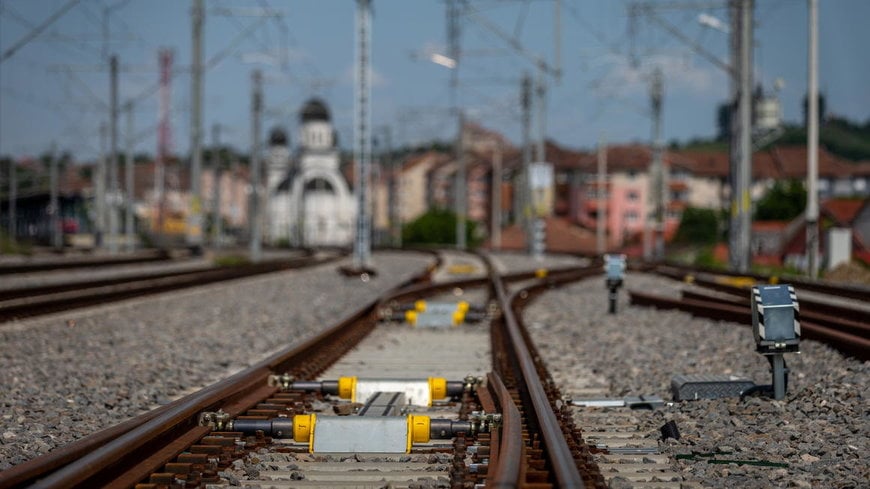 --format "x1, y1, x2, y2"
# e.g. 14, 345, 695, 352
671, 374, 756, 401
